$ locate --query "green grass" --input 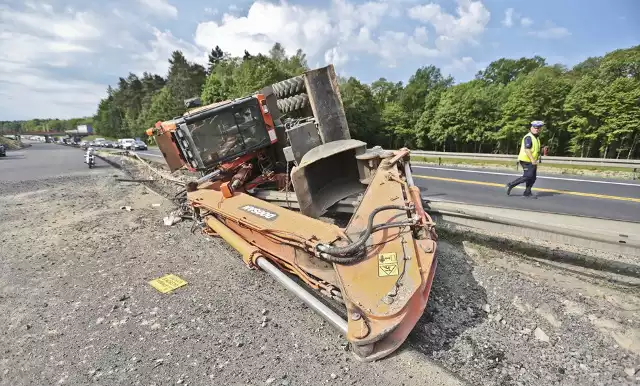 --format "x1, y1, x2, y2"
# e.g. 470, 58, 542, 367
410, 156, 637, 176
0, 136, 22, 150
